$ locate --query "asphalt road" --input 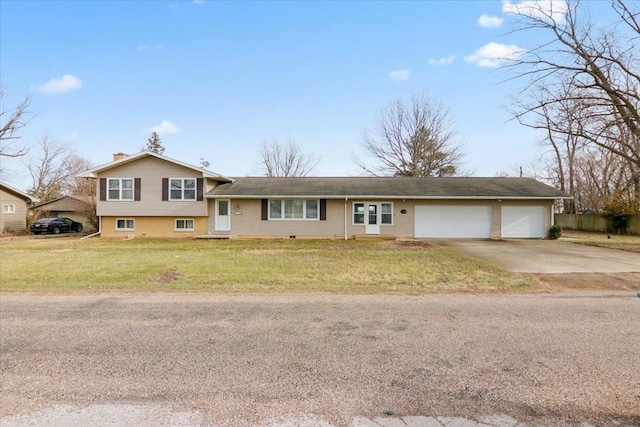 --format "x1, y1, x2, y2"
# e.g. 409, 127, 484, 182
1, 293, 639, 426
